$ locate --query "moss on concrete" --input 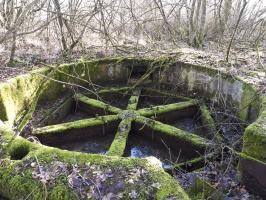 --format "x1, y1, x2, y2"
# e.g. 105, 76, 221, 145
243, 123, 266, 162
32, 115, 119, 135
0, 58, 134, 126
126, 89, 140, 110
239, 82, 261, 121
174, 156, 204, 171
7, 139, 31, 160
149, 167, 190, 200
98, 86, 132, 94
242, 95, 266, 162
107, 90, 140, 156
0, 67, 49, 123
199, 104, 223, 142
137, 100, 197, 117
0, 165, 46, 200
74, 93, 122, 114
107, 118, 132, 157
